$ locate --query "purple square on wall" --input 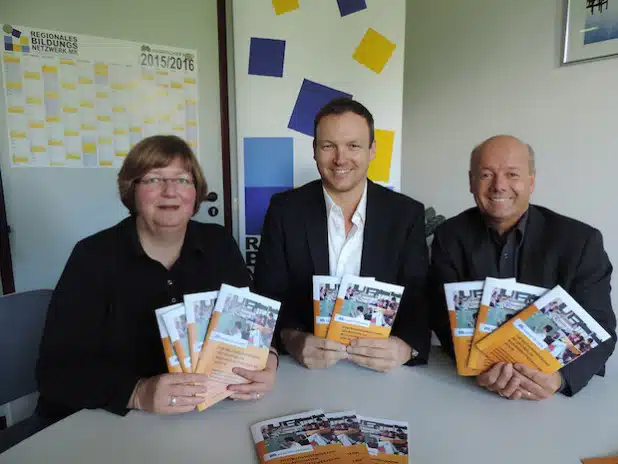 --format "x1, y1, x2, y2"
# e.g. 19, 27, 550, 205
288, 79, 352, 137
248, 37, 286, 77
245, 187, 291, 235
337, 0, 367, 17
